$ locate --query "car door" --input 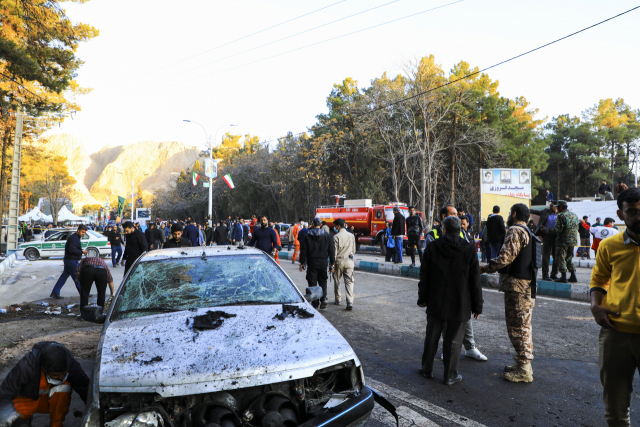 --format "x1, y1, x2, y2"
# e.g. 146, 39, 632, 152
41, 232, 70, 257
